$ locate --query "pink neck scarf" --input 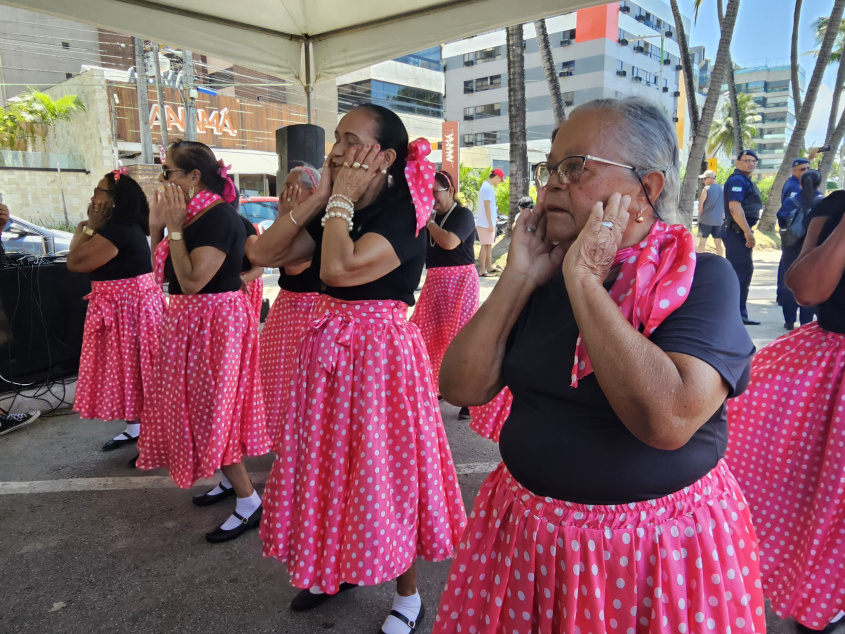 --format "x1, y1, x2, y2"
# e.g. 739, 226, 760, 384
153, 190, 222, 286
405, 138, 436, 236
570, 220, 697, 387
